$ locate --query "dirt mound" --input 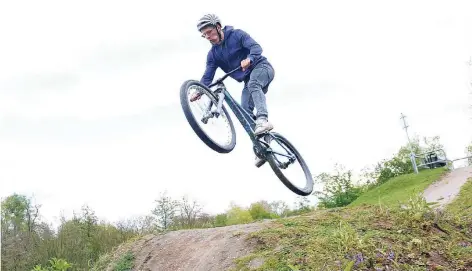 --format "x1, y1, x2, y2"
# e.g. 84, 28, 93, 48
423, 165, 472, 208
122, 221, 271, 271
101, 167, 472, 270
